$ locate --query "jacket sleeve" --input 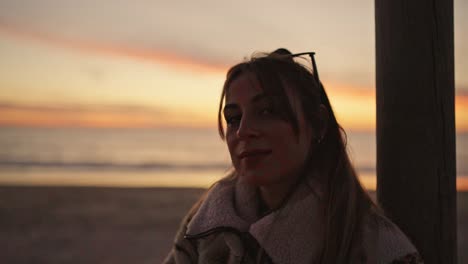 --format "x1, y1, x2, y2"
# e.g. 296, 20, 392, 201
162, 197, 204, 264
361, 210, 423, 264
